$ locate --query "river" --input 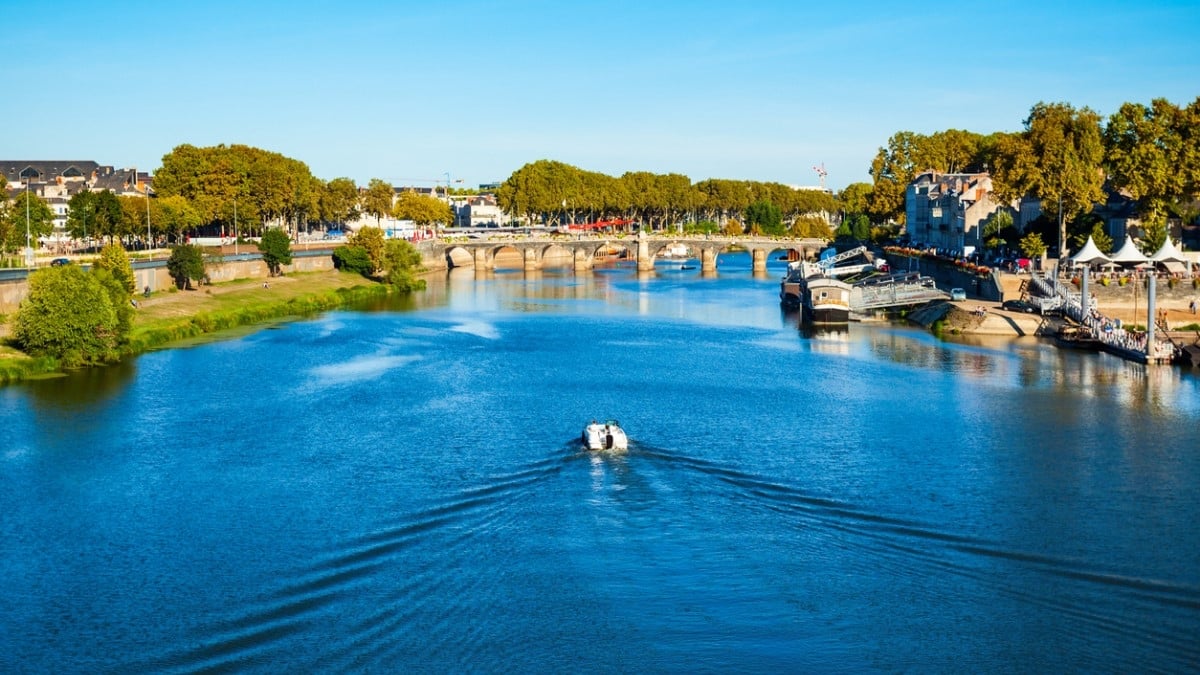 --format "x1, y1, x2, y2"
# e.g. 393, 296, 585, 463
2, 253, 1198, 673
